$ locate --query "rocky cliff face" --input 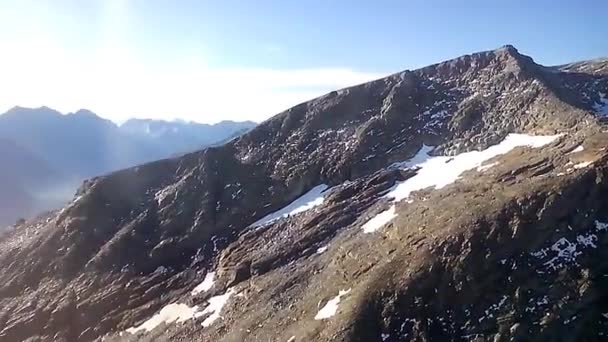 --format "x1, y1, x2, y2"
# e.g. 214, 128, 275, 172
1, 46, 608, 342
